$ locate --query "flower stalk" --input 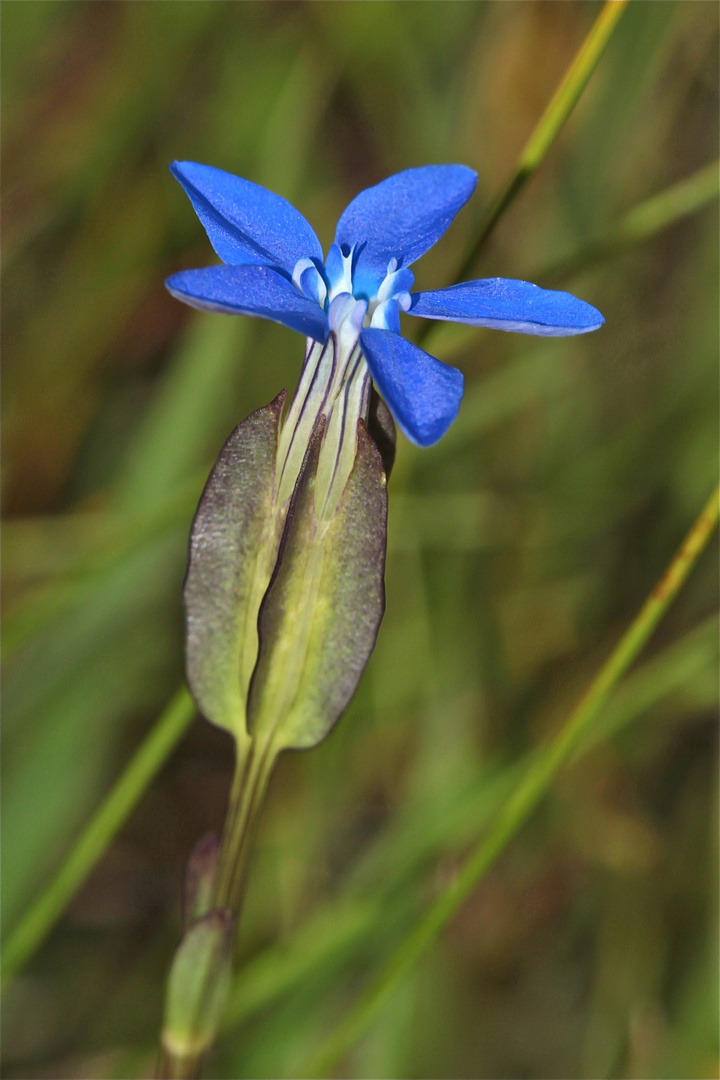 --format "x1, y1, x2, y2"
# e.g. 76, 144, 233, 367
158, 320, 386, 1078
212, 741, 275, 914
